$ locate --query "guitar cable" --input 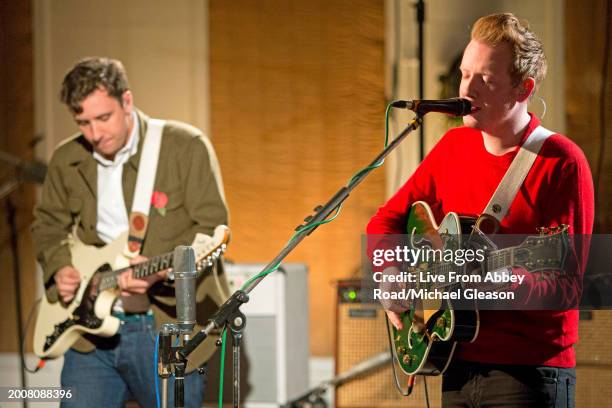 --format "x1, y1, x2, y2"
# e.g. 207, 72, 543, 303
384, 313, 431, 408
424, 375, 430, 408
385, 313, 415, 397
